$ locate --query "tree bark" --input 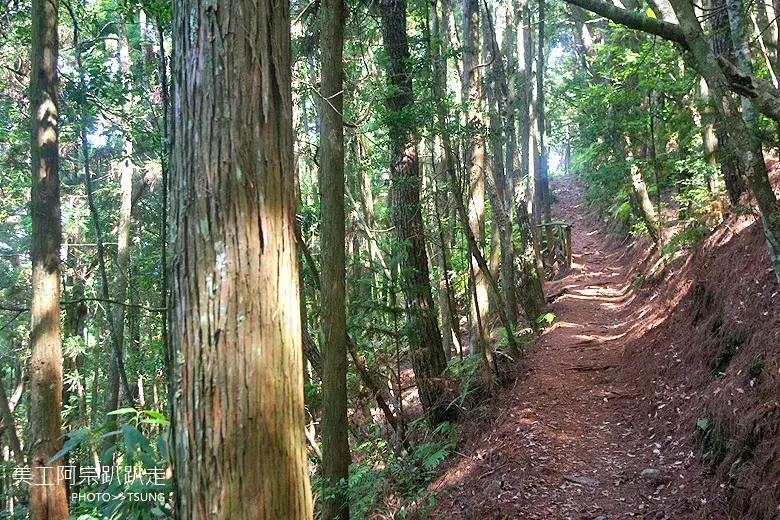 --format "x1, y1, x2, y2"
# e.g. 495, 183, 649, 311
170, 0, 314, 517
0, 376, 23, 463
462, 0, 491, 356
108, 17, 134, 414
695, 77, 719, 192
320, 0, 351, 514
157, 19, 171, 399
536, 0, 553, 232
28, 0, 69, 516
514, 0, 546, 321
521, 1, 545, 276
379, 0, 450, 424
709, 0, 746, 204
483, 2, 520, 325
628, 147, 660, 242
431, 0, 461, 359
